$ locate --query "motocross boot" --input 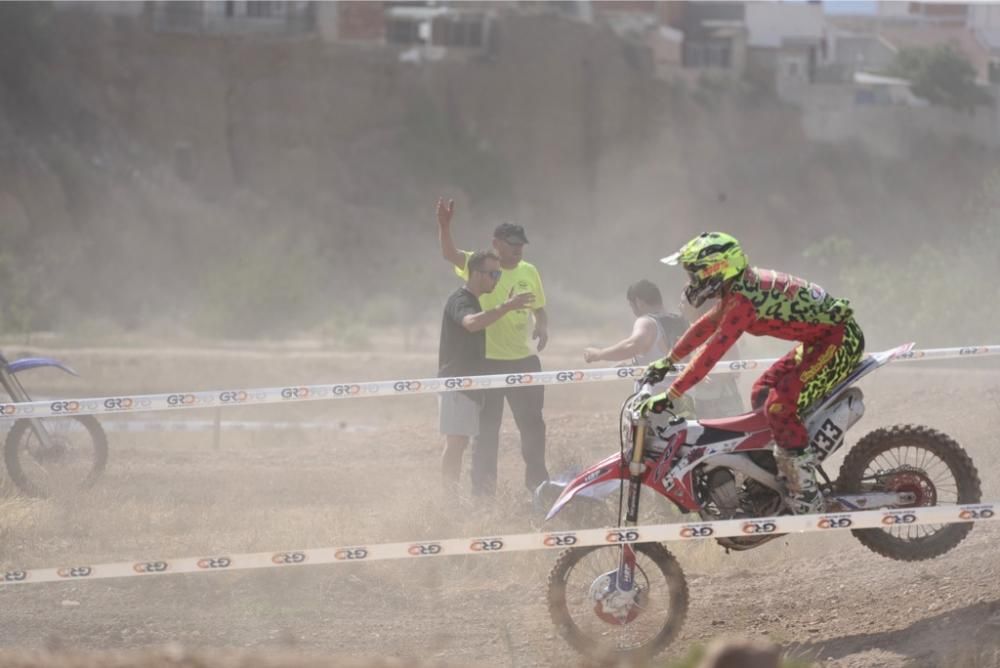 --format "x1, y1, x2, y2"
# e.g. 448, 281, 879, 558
774, 445, 822, 514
